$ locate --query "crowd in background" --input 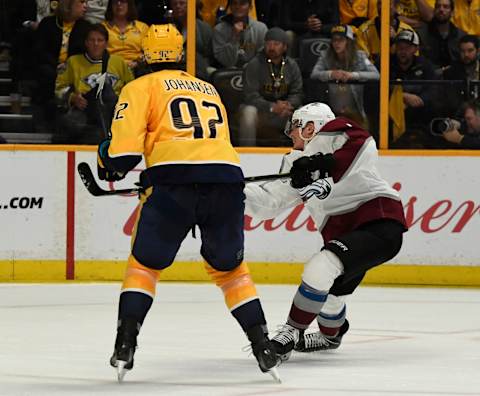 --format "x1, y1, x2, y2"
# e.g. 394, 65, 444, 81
0, 0, 479, 148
